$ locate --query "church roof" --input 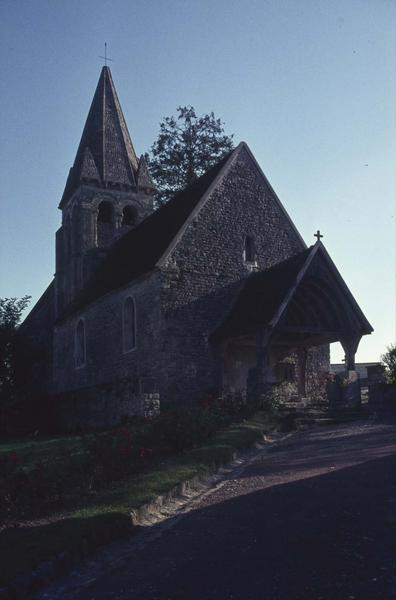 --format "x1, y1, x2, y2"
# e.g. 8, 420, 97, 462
211, 248, 313, 341
59, 67, 144, 208
211, 242, 373, 343
59, 149, 232, 320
